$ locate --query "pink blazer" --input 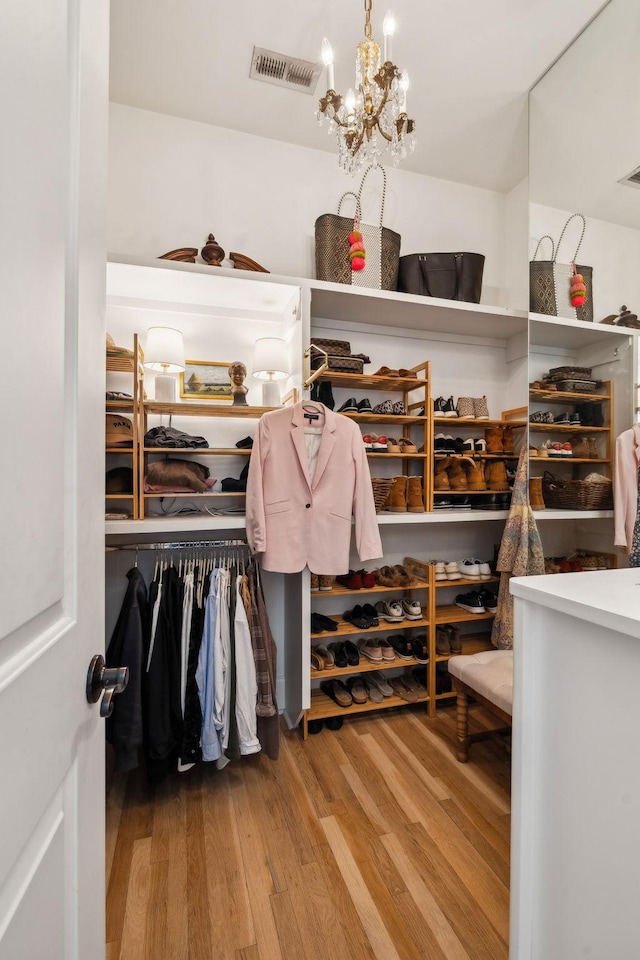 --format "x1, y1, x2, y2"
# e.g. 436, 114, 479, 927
246, 403, 383, 574
614, 425, 640, 551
